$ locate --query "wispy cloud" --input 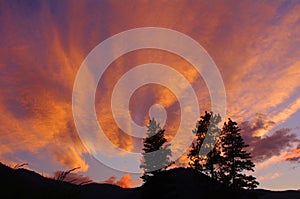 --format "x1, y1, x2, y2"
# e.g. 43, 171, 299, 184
258, 172, 281, 181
